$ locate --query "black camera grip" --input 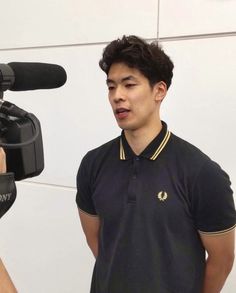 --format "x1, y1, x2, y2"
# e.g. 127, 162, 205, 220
0, 172, 17, 218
